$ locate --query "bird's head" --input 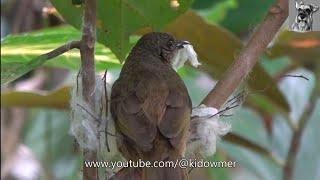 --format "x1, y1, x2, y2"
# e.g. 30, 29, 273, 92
132, 32, 200, 70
